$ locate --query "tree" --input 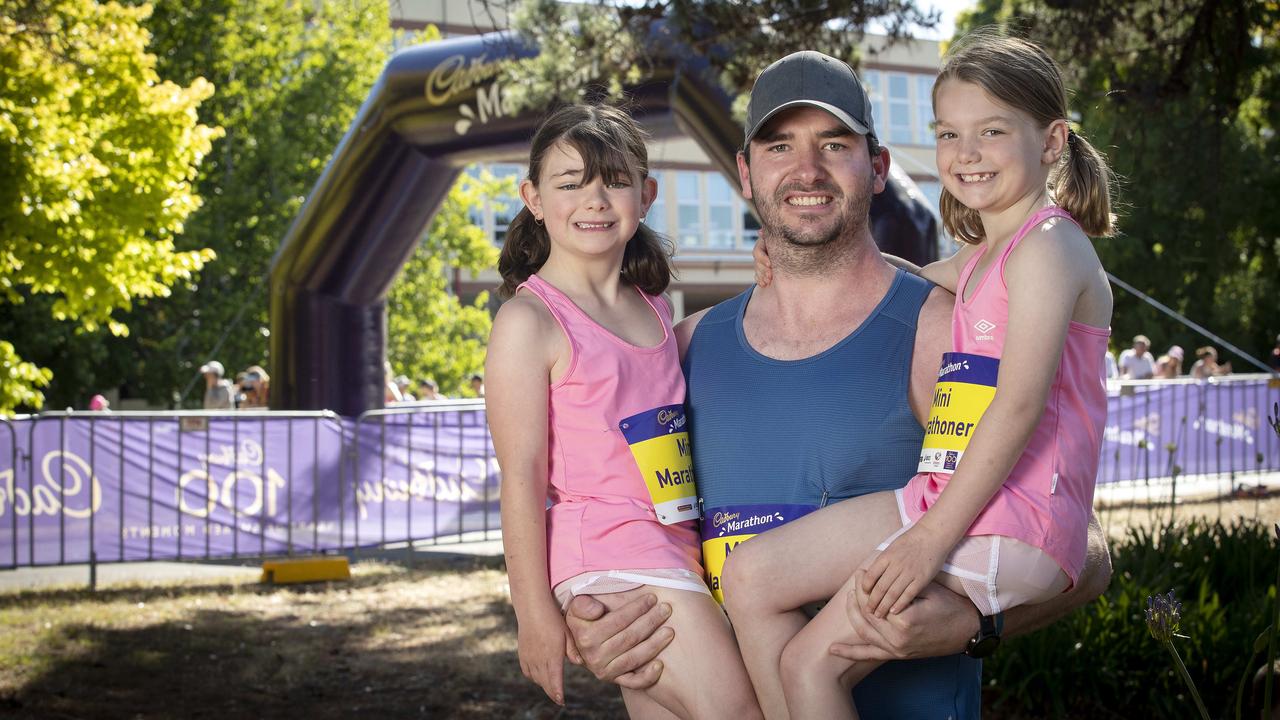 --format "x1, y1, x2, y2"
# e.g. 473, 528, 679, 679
497, 0, 942, 114
0, 0, 219, 413
386, 172, 507, 397
955, 1, 1280, 367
